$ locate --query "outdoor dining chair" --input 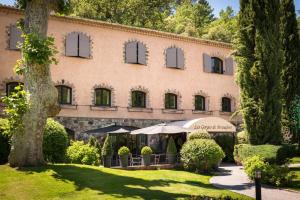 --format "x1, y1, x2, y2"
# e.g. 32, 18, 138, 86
129, 153, 142, 166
